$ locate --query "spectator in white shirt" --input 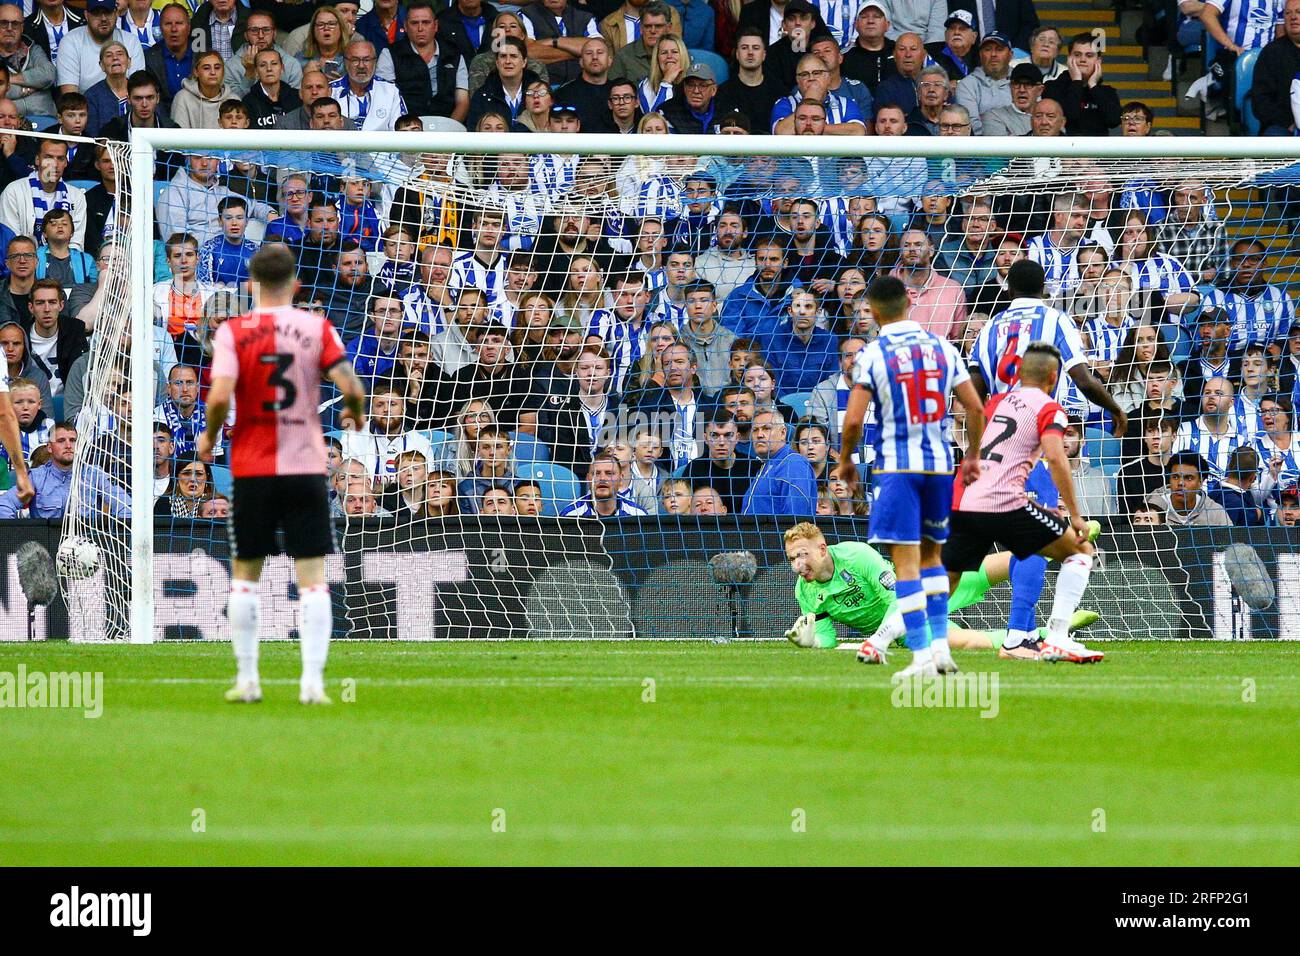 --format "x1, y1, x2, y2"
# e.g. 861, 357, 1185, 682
55, 0, 144, 96
157, 153, 273, 245
0, 137, 86, 249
